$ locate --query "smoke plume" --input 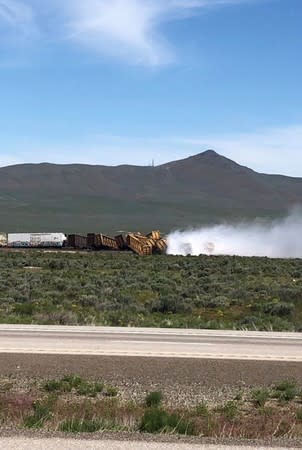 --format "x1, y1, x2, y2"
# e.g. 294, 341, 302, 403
167, 208, 302, 258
